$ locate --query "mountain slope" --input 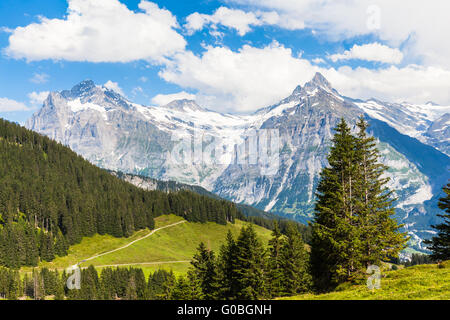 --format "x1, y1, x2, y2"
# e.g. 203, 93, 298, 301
0, 118, 243, 268
355, 99, 450, 156
26, 73, 450, 252
32, 214, 273, 275
280, 262, 450, 300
